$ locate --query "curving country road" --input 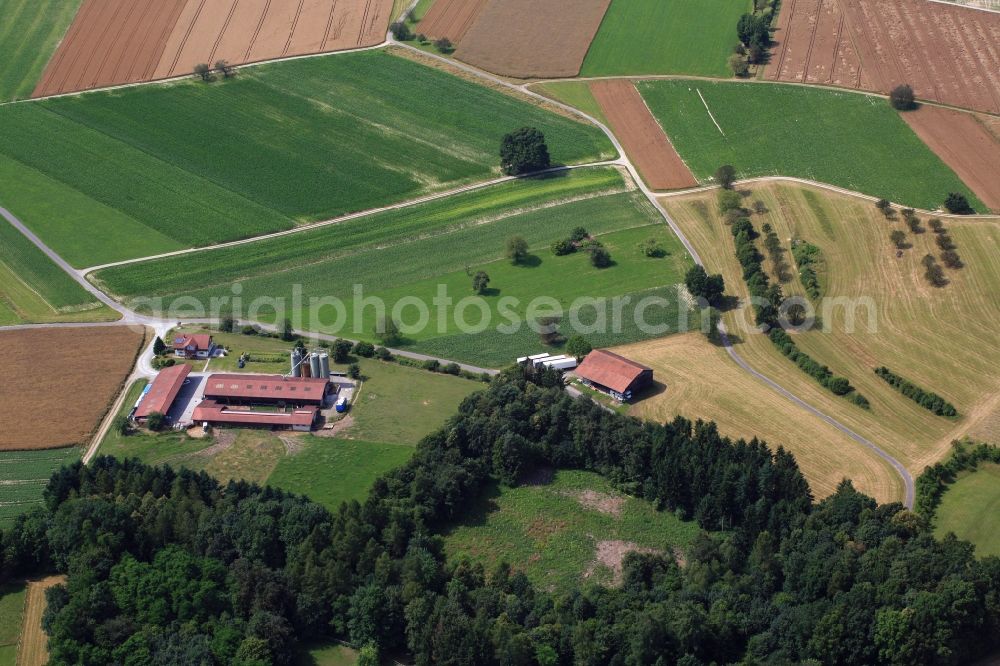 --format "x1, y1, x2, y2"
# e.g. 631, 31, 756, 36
0, 37, 917, 507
